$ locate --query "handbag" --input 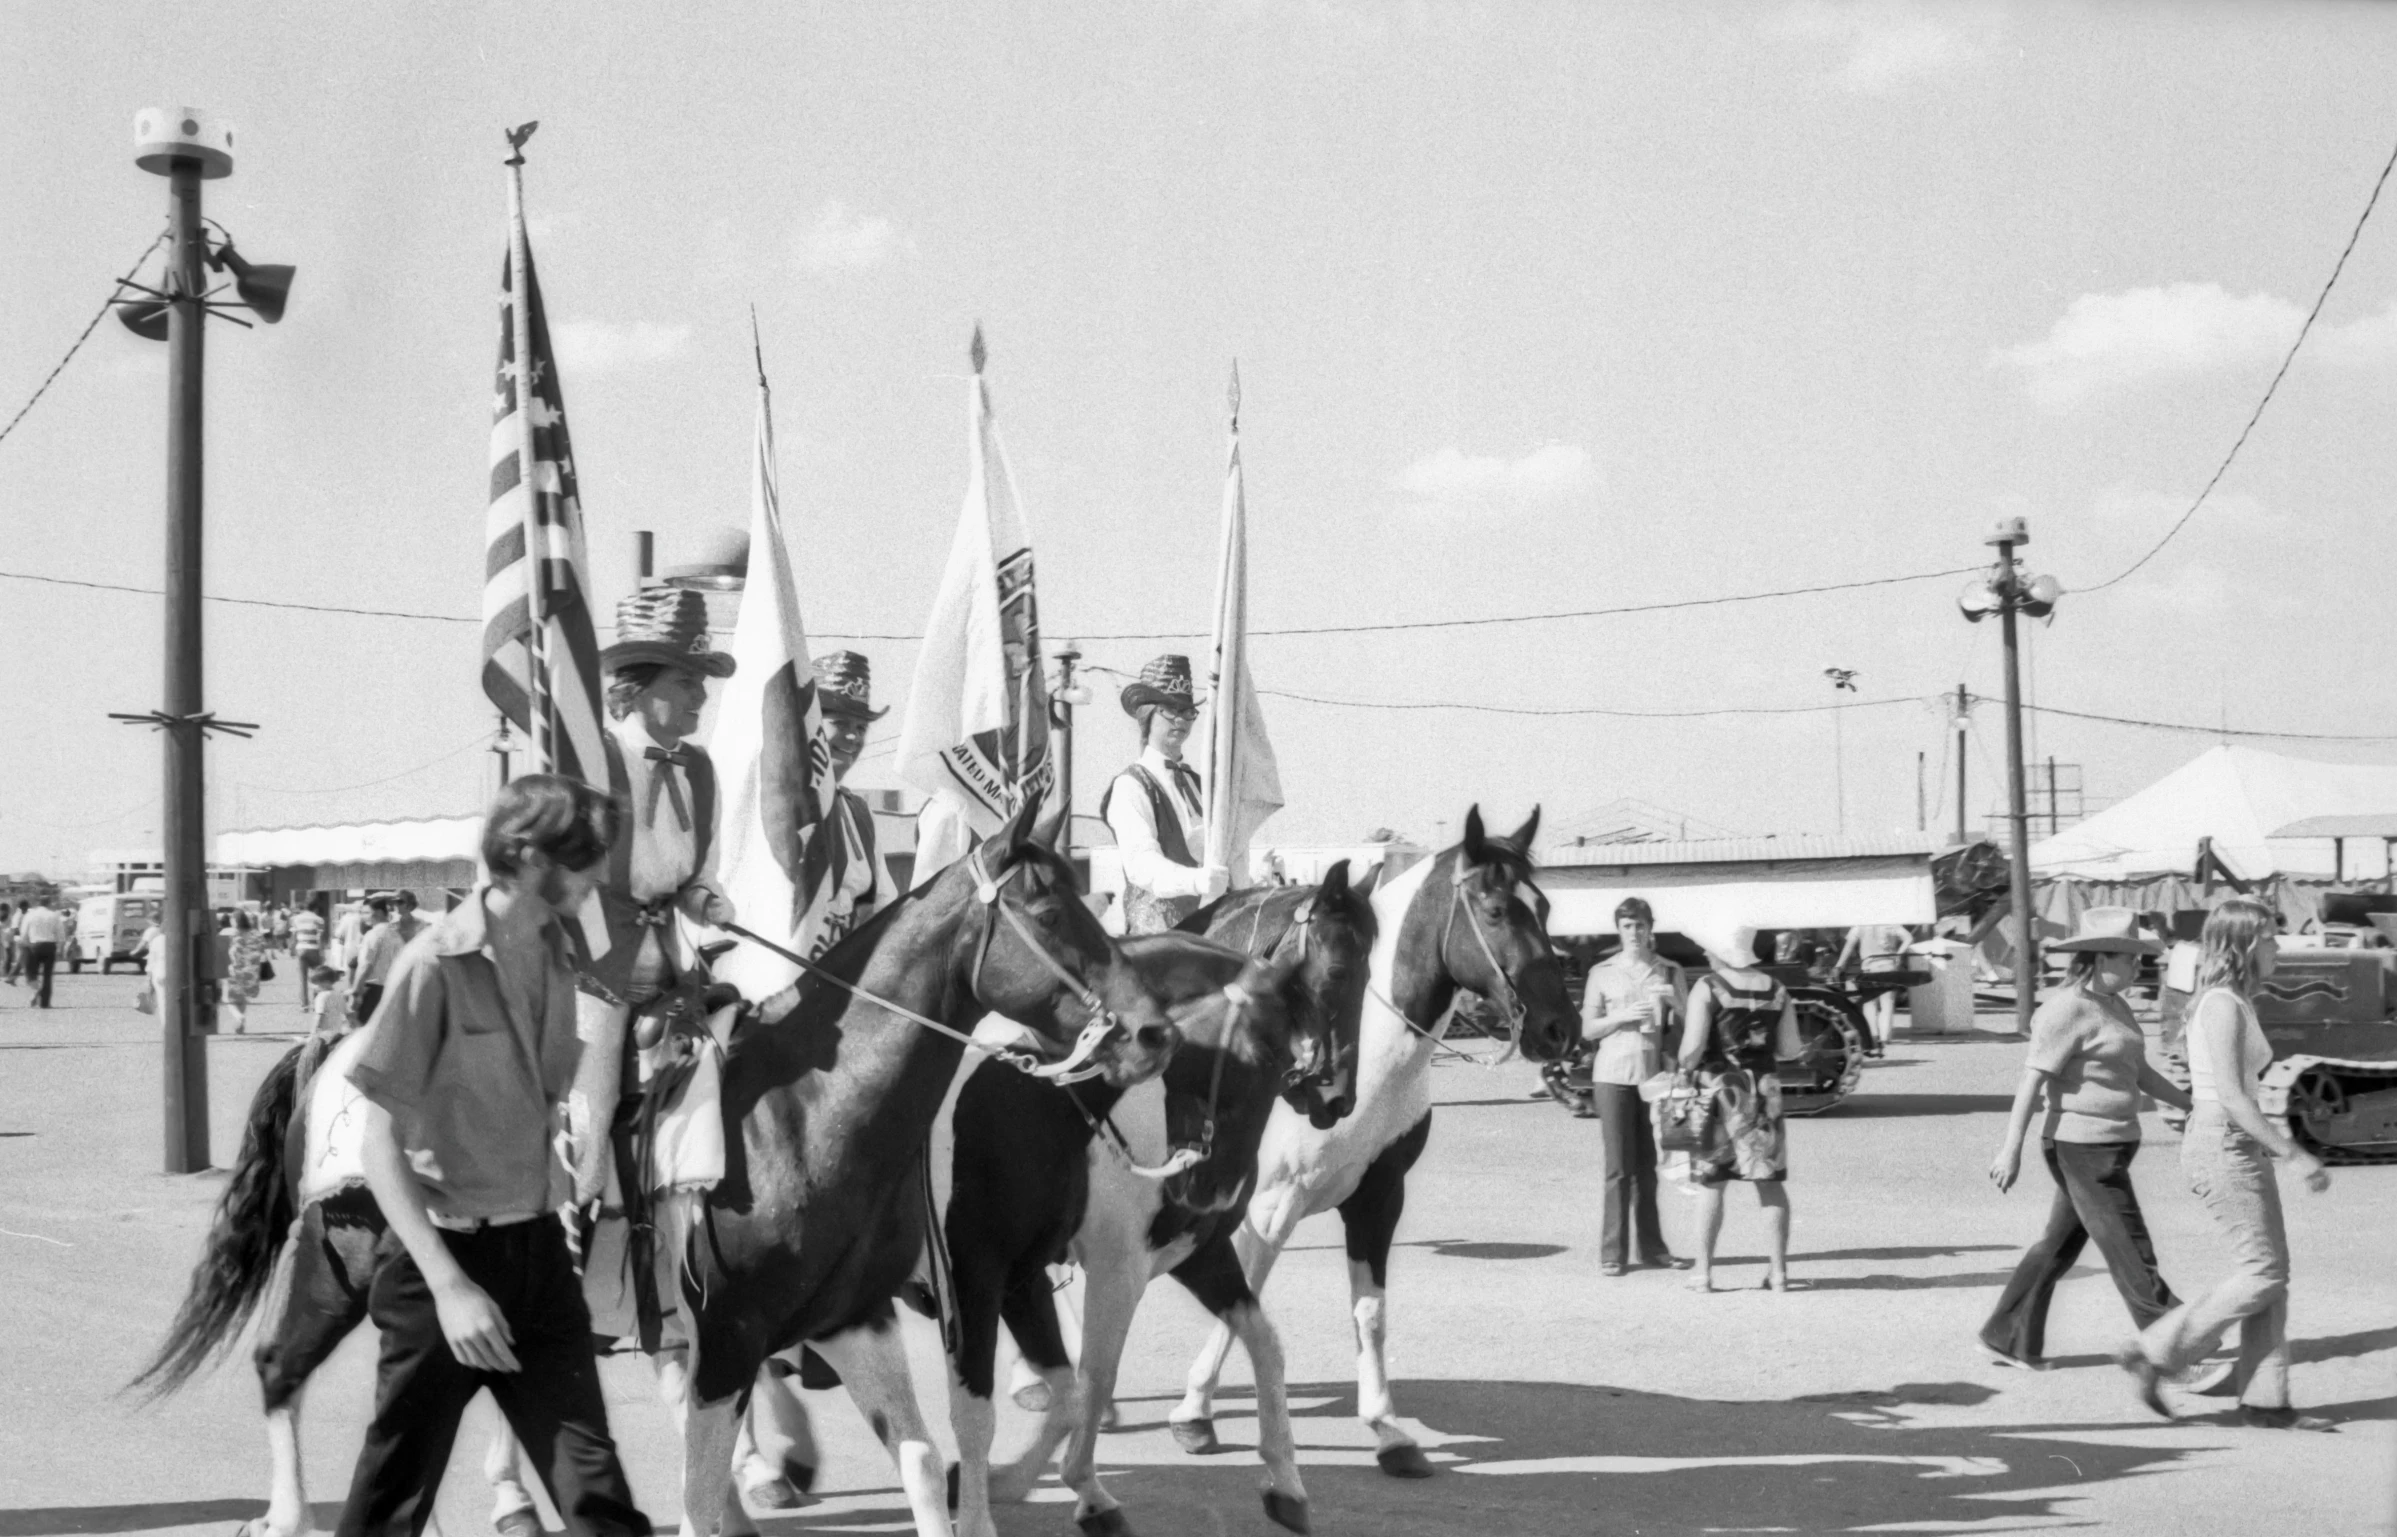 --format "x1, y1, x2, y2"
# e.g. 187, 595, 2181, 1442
259, 958, 277, 982
134, 982, 156, 1015
1654, 1069, 1717, 1153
